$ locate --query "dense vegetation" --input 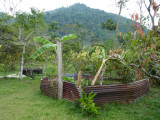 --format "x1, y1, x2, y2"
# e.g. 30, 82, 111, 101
0, 0, 160, 118
0, 1, 160, 83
